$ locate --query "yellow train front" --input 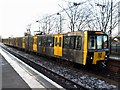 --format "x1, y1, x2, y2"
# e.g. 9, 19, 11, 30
83, 31, 109, 65
2, 30, 109, 66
